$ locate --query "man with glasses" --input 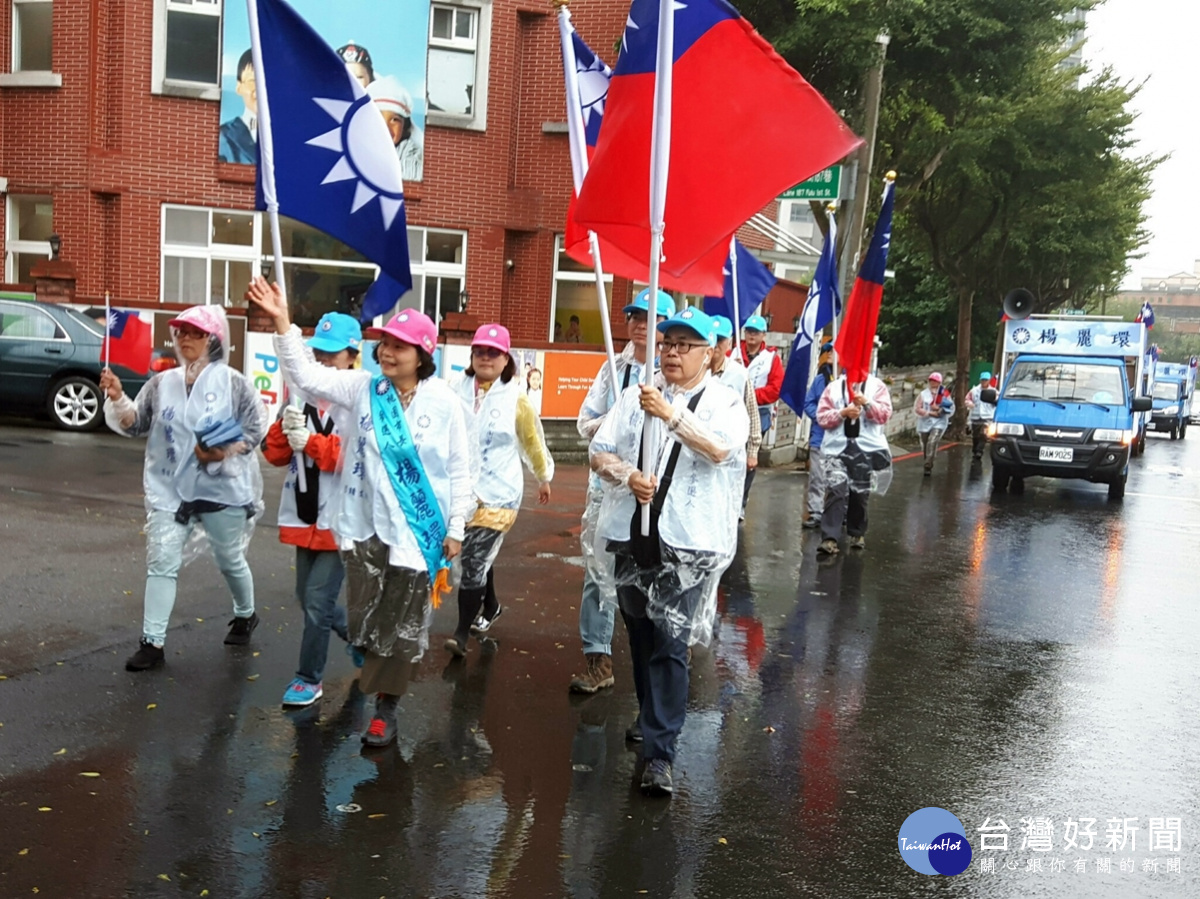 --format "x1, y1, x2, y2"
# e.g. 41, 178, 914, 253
569, 288, 674, 695
590, 307, 747, 796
